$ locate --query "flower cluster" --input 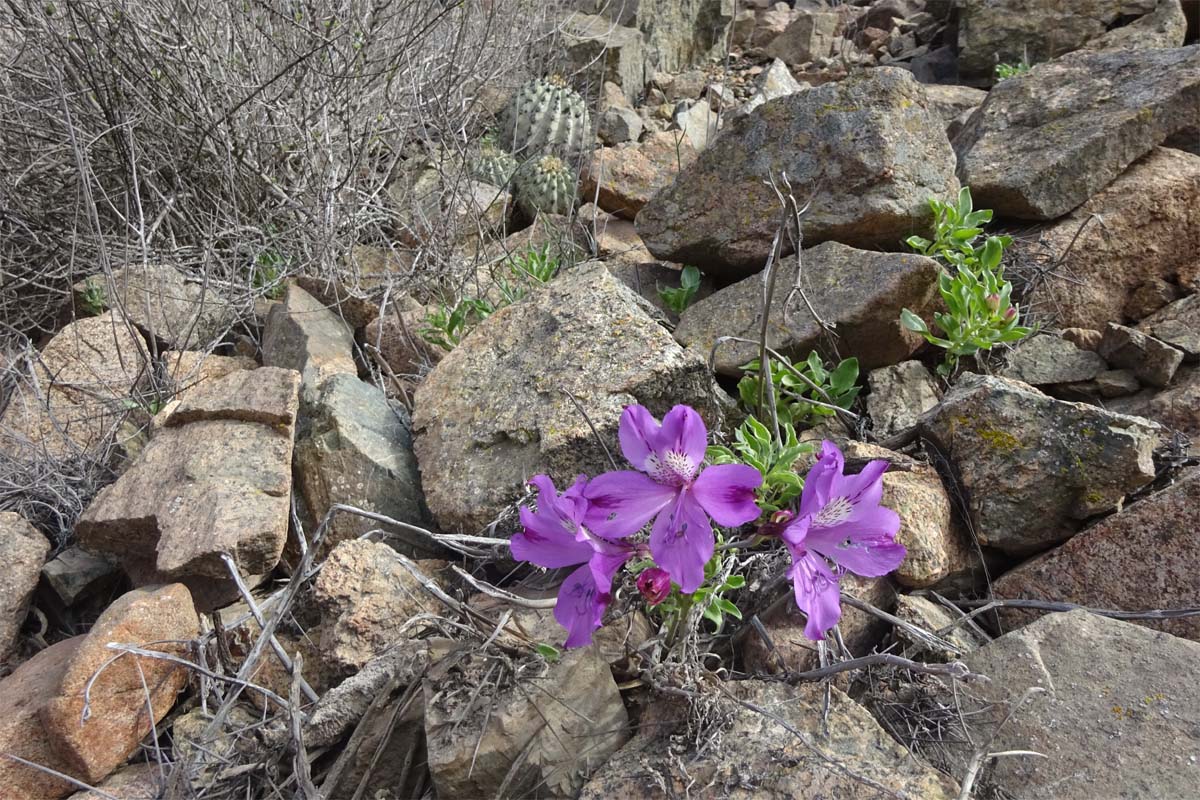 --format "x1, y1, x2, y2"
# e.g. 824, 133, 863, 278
511, 404, 906, 648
